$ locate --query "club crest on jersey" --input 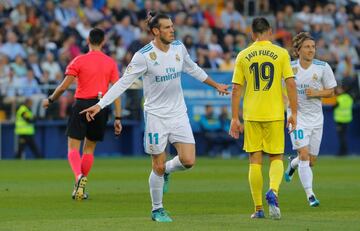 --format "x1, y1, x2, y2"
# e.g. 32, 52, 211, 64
126, 65, 133, 74
149, 52, 157, 60
312, 73, 318, 81
175, 54, 180, 62
292, 67, 298, 75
